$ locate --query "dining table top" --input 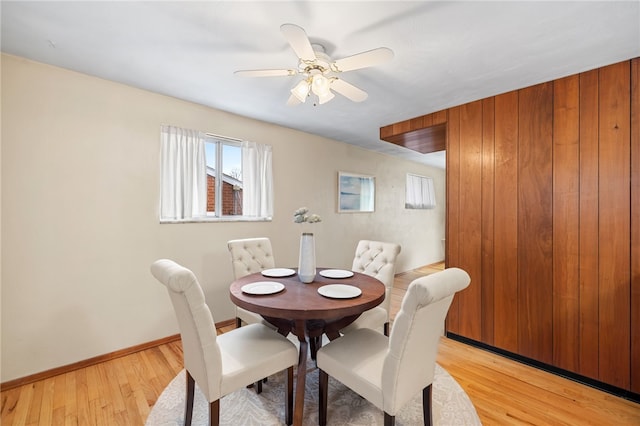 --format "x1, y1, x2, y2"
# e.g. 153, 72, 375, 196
229, 267, 386, 321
